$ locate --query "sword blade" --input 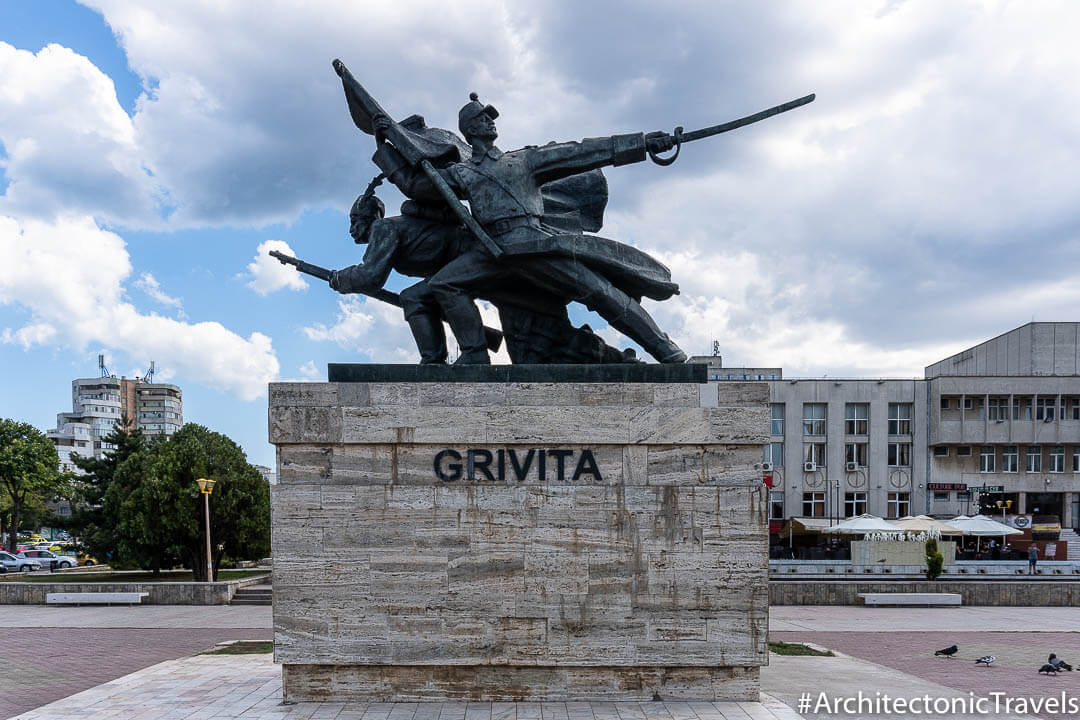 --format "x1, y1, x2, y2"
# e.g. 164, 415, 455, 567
680, 93, 815, 144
